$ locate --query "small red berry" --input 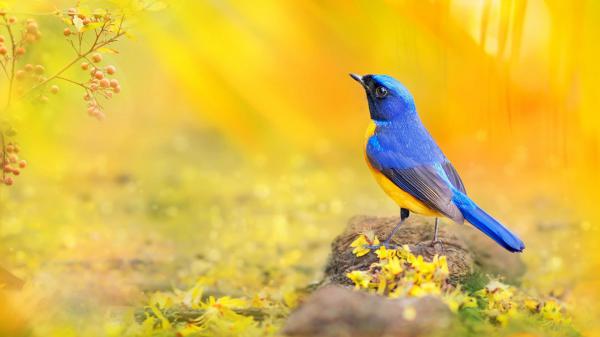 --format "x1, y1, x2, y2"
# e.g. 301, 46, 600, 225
81, 62, 89, 70
6, 144, 14, 153
113, 85, 121, 94
91, 53, 102, 63
105, 65, 116, 75
64, 28, 71, 36
18, 160, 26, 169
7, 17, 16, 24
0, 36, 4, 43
0, 45, 7, 55
4, 177, 13, 185
26, 22, 38, 33
109, 79, 119, 88
11, 168, 20, 176
15, 47, 25, 56
99, 78, 110, 88
94, 71, 104, 80
25, 34, 37, 43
